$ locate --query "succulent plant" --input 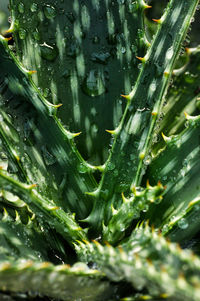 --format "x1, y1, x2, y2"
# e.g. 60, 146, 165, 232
0, 0, 199, 300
